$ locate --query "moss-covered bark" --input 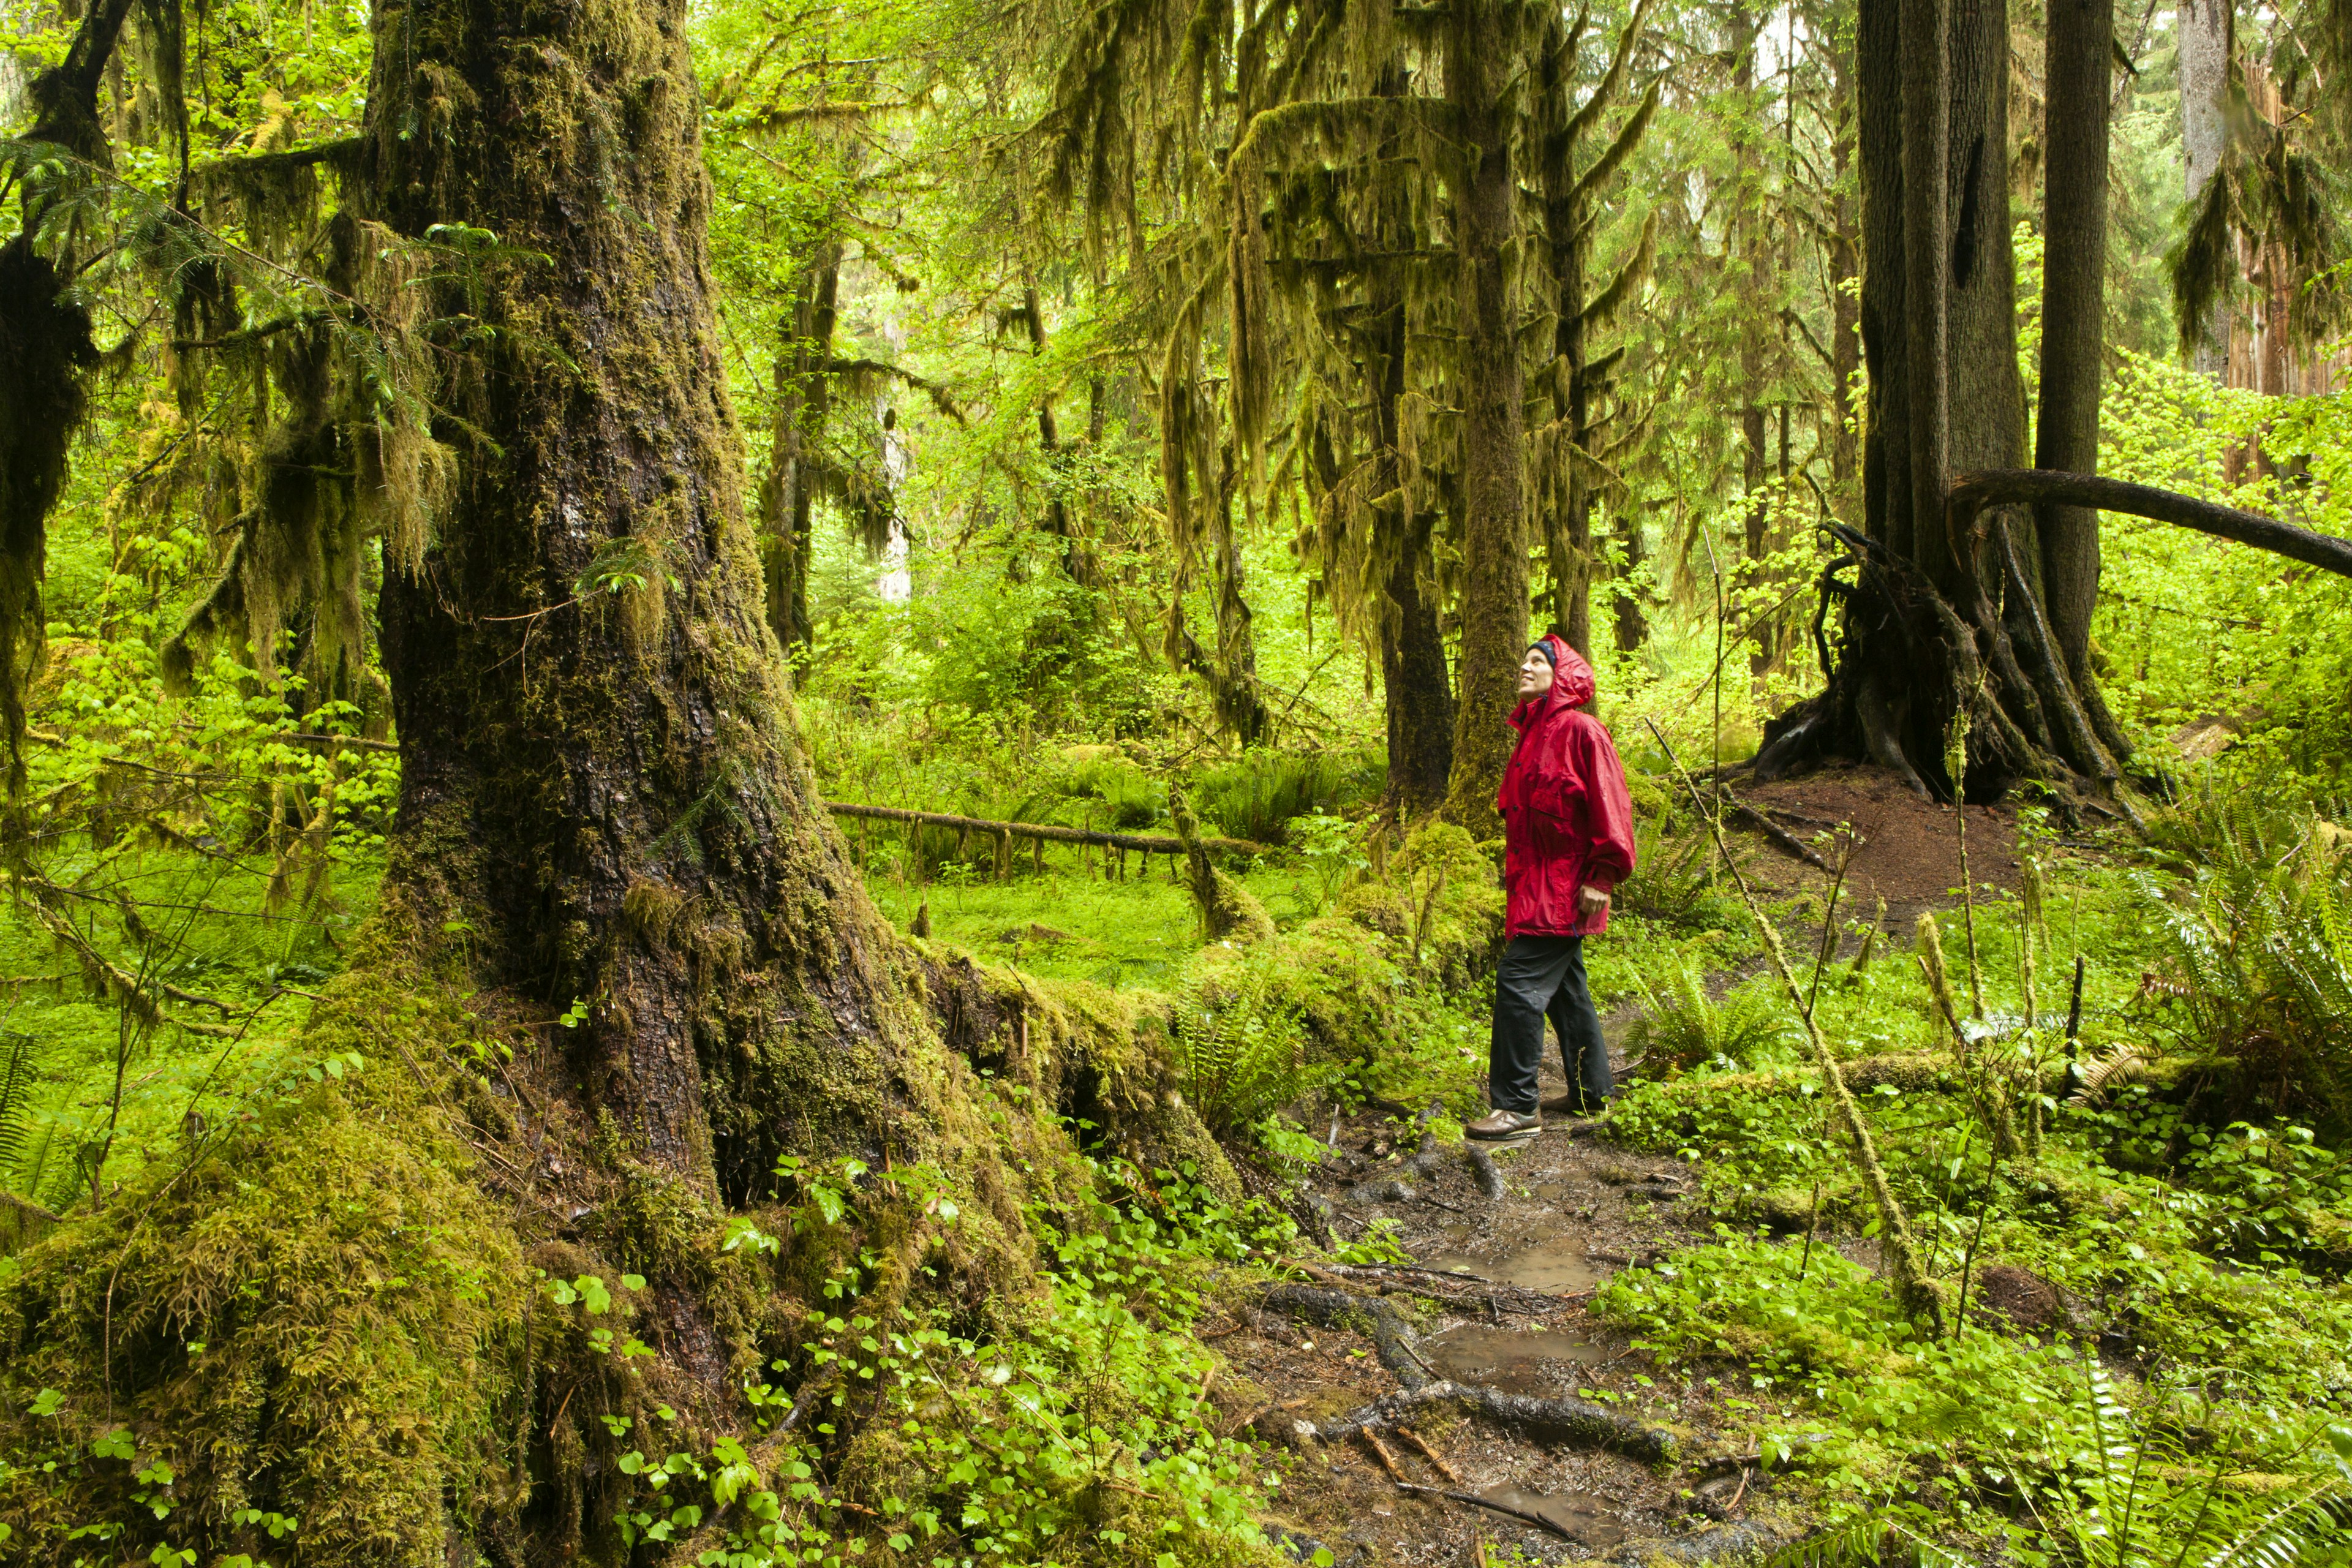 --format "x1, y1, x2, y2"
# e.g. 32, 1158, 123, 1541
356, 0, 928, 1195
